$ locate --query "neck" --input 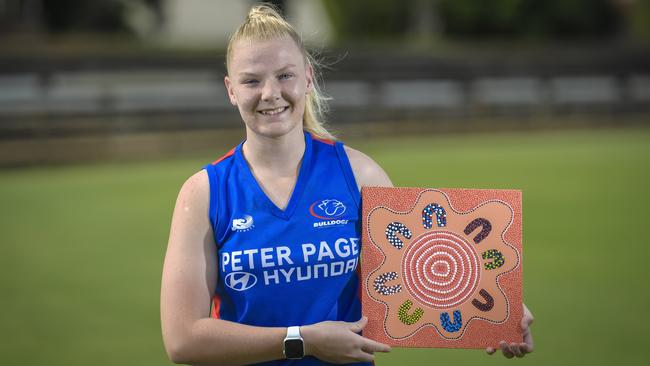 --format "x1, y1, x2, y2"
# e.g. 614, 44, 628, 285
242, 127, 306, 176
